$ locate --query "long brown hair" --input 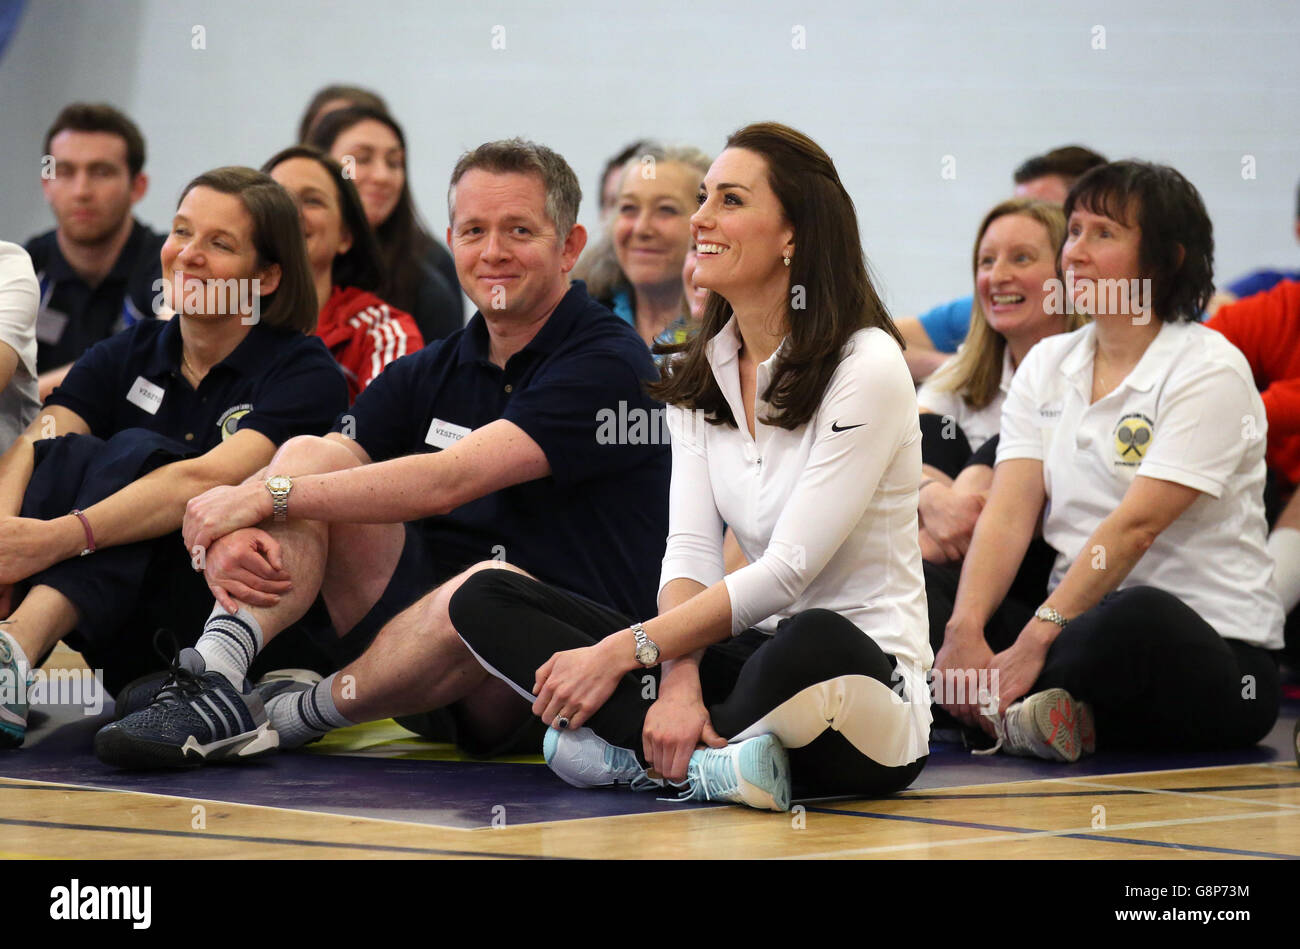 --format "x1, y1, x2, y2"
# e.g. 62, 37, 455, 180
649, 122, 902, 430
308, 107, 431, 317
929, 199, 1083, 410
177, 167, 317, 334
